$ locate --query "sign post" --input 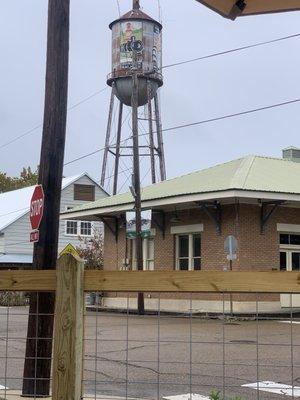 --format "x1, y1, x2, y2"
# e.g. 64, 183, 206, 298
29, 185, 44, 243
224, 235, 238, 315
